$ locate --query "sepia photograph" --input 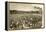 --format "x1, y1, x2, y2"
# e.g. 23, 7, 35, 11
5, 2, 45, 30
